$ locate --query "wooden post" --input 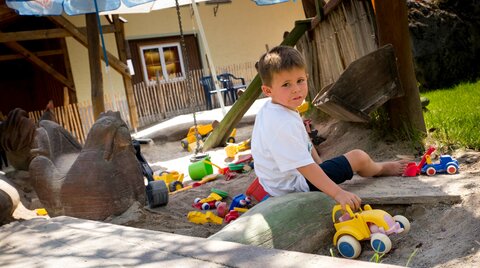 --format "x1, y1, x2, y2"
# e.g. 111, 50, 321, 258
203, 20, 312, 151
112, 15, 139, 131
86, 14, 104, 120
59, 38, 77, 103
373, 0, 426, 134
